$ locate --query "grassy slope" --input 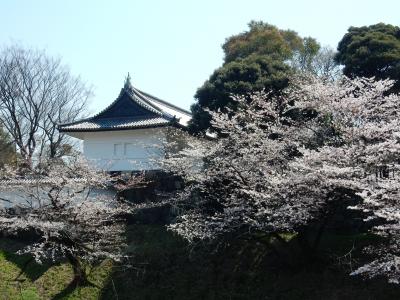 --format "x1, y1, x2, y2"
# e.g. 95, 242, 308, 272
0, 242, 112, 300
2, 225, 400, 300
